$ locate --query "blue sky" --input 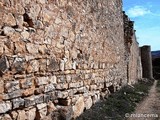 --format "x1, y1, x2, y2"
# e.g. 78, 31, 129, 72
123, 0, 160, 51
